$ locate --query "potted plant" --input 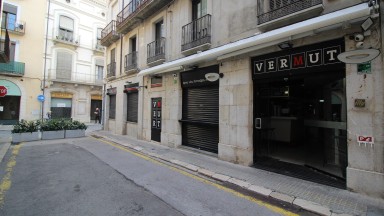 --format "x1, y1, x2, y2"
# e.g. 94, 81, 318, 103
65, 120, 87, 138
41, 119, 65, 140
11, 120, 41, 144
